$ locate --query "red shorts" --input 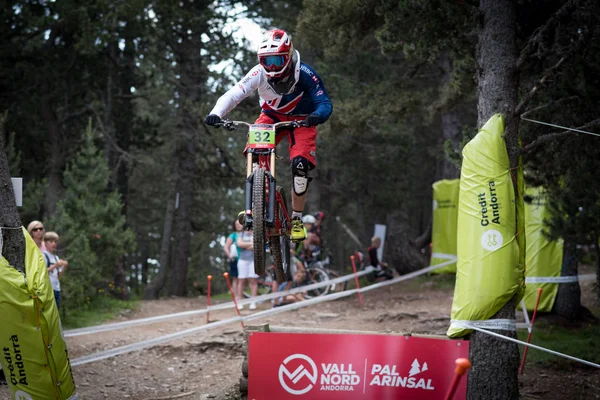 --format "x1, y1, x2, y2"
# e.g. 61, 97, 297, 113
253, 113, 317, 167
